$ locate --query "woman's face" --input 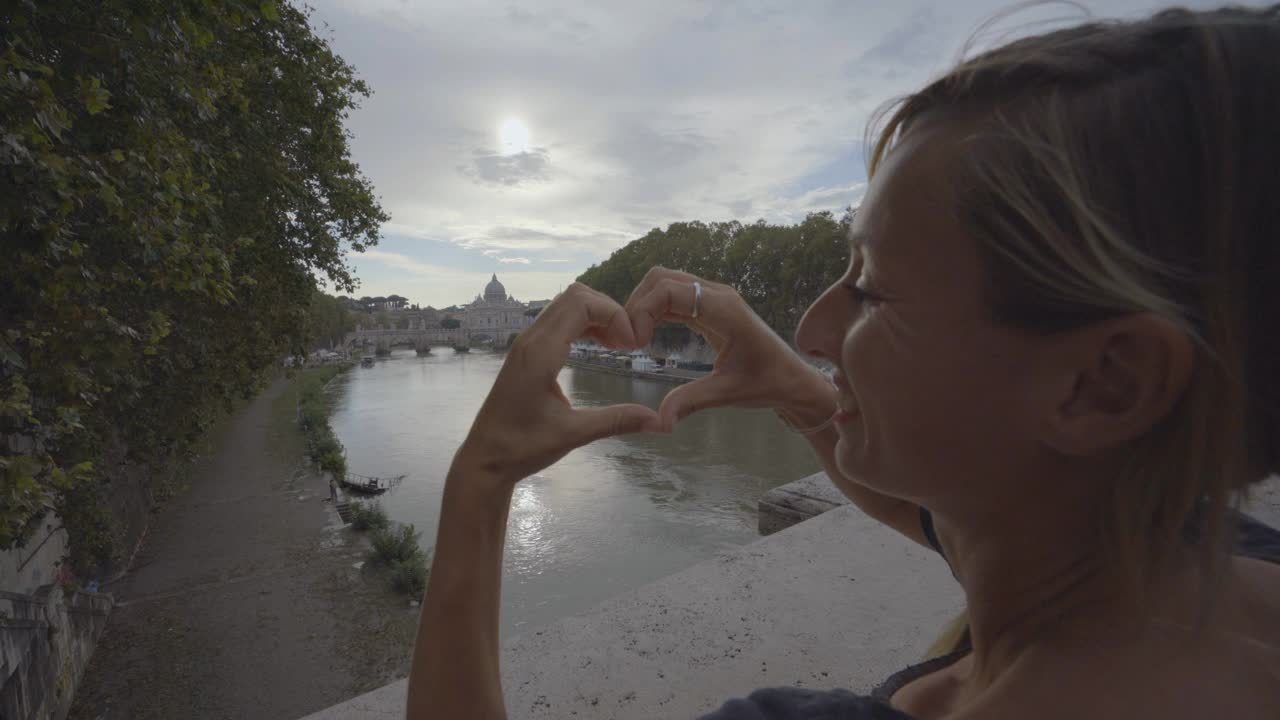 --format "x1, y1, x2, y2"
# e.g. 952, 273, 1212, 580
795, 126, 1056, 512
